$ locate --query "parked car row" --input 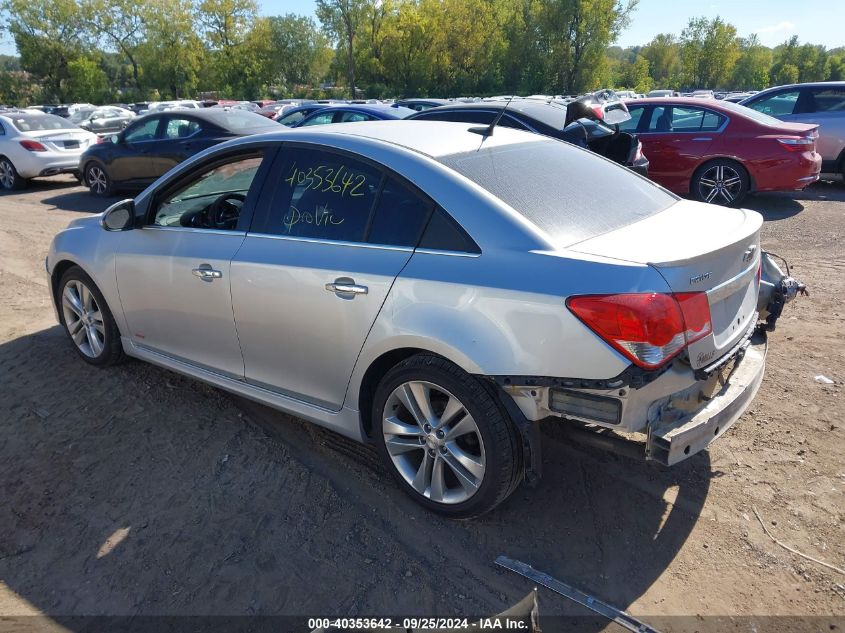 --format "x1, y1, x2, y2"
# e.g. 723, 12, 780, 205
2, 82, 843, 206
